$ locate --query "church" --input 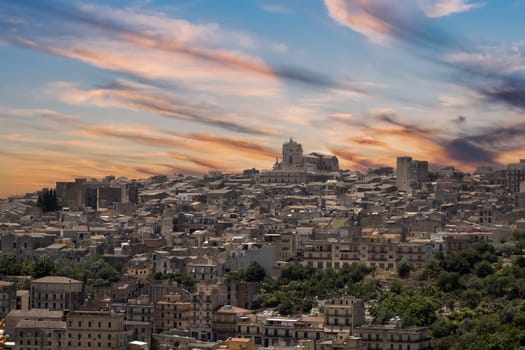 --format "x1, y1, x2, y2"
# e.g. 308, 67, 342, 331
259, 138, 339, 184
